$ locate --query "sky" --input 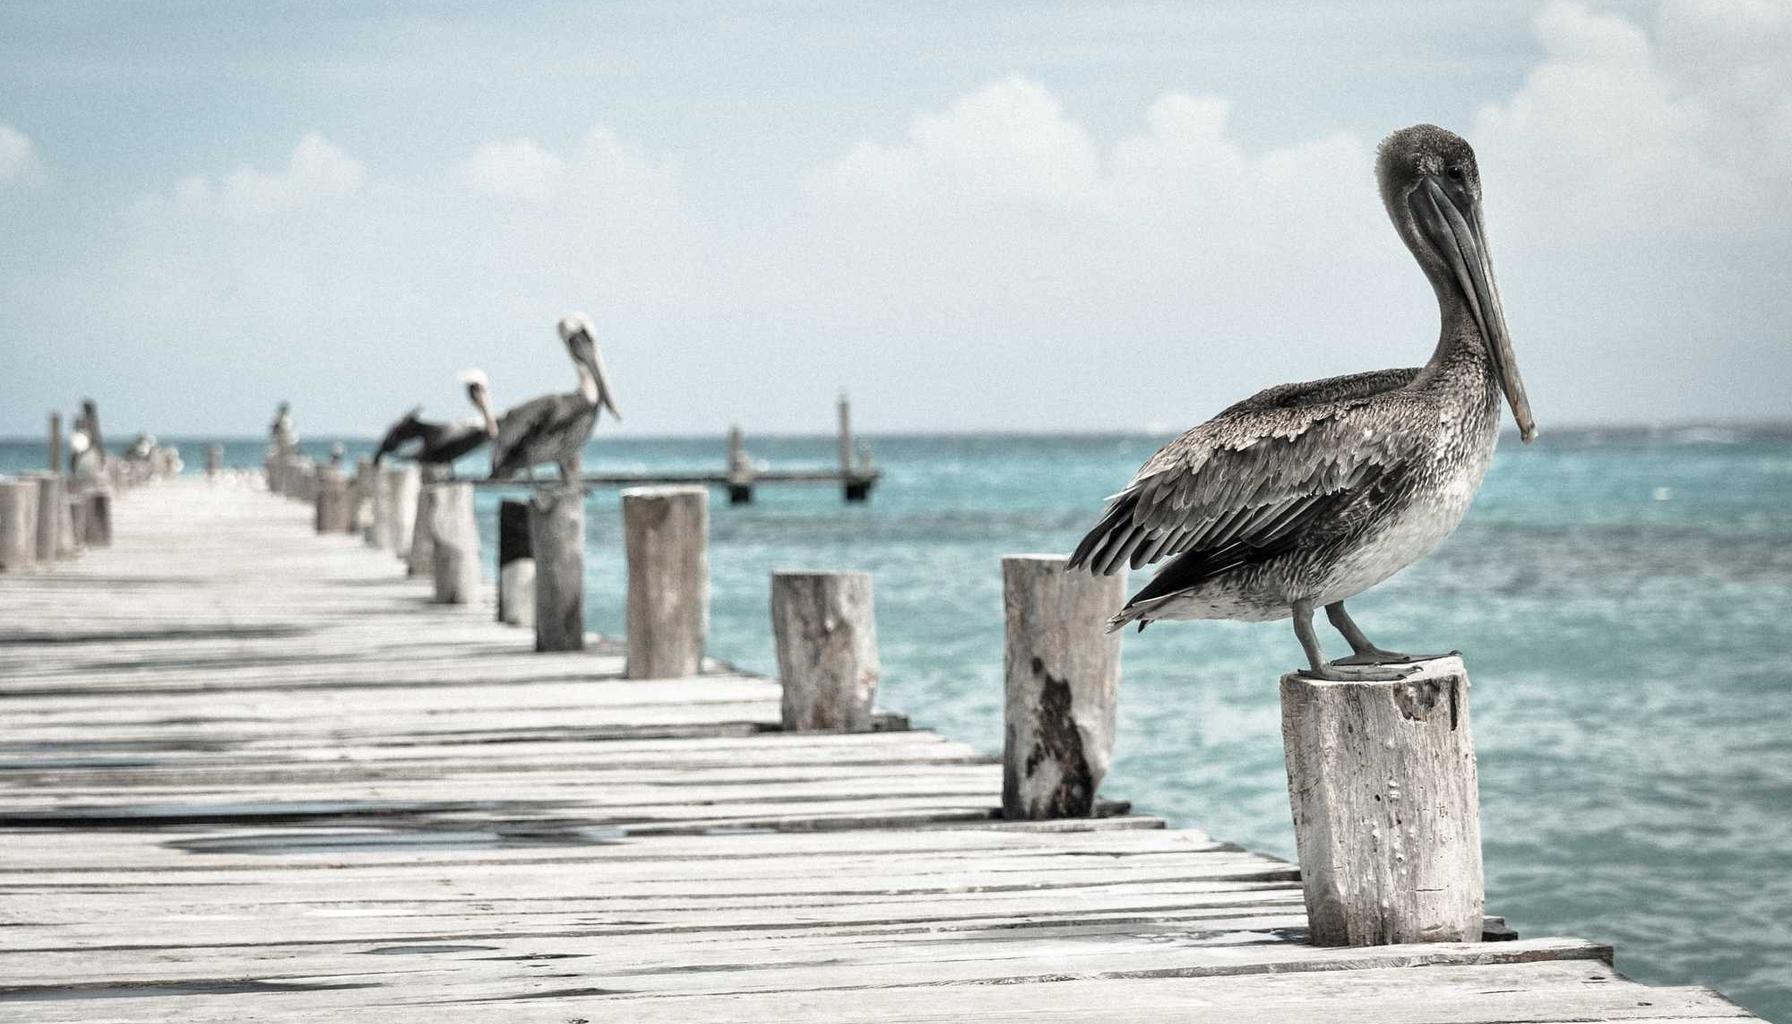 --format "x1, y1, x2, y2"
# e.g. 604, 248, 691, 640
1, 0, 1788, 438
